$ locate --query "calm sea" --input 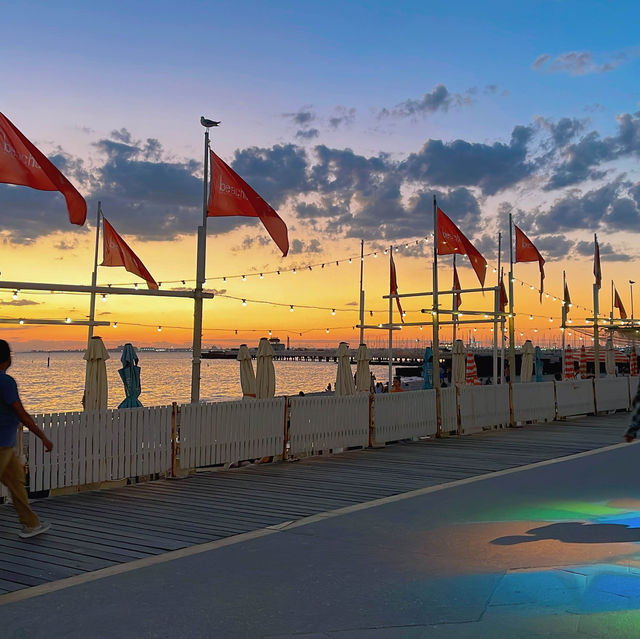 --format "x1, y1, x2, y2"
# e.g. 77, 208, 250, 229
10, 351, 393, 414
